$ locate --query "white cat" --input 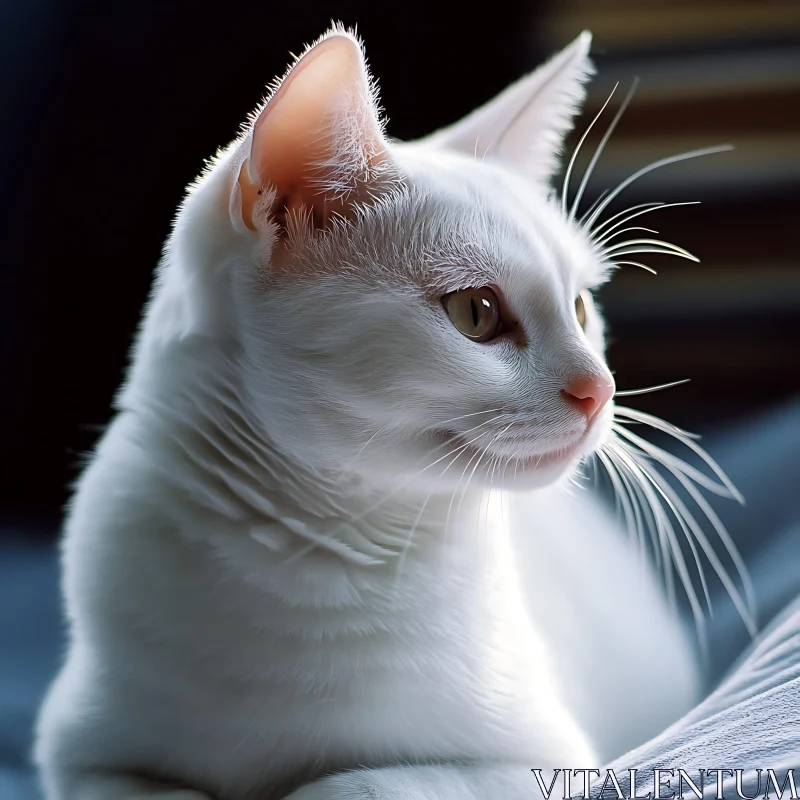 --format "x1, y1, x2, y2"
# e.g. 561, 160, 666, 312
36, 25, 721, 800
